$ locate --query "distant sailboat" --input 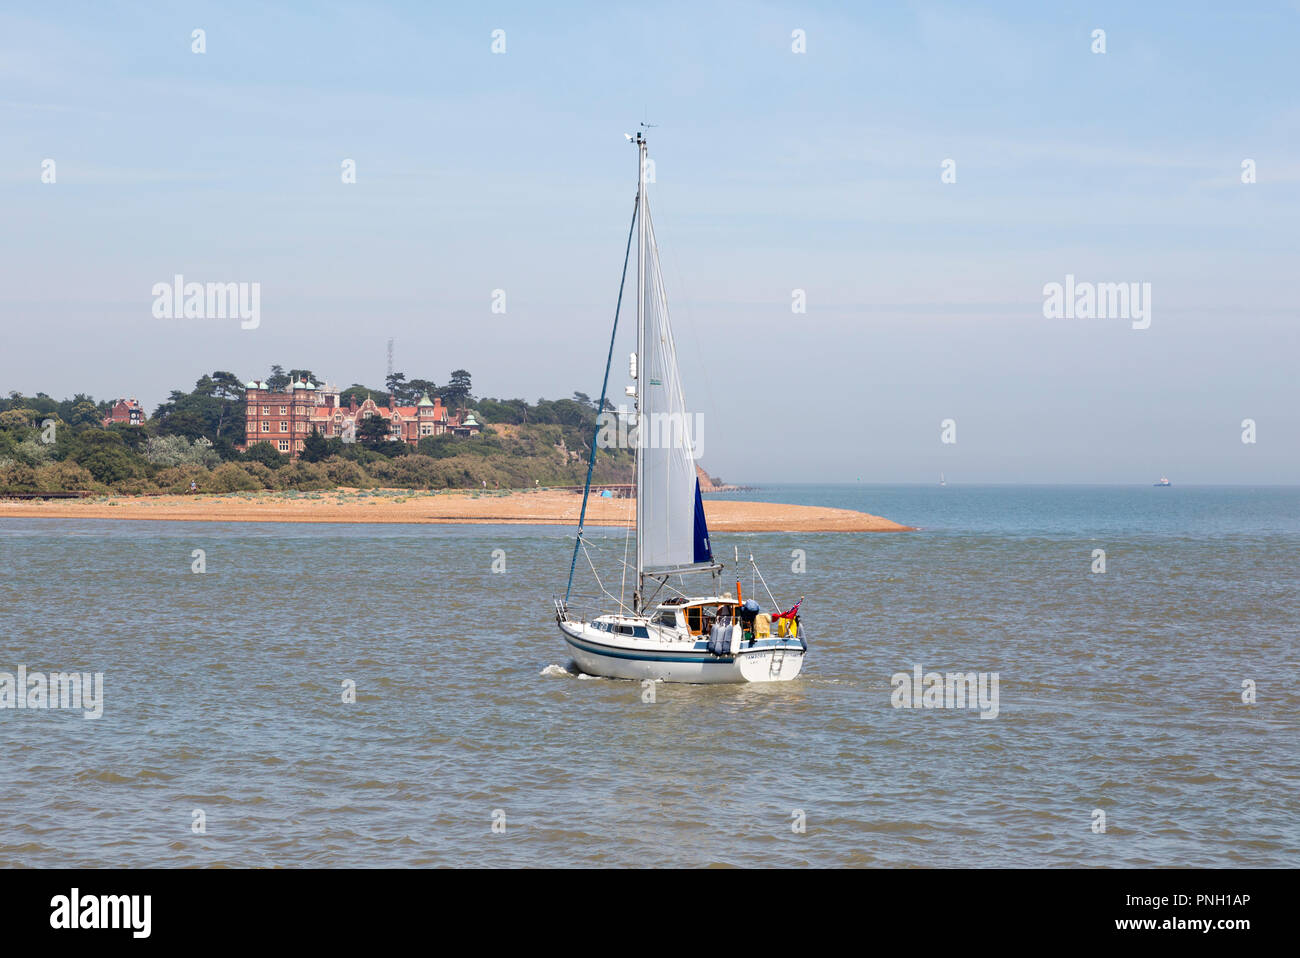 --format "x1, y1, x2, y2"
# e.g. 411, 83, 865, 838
554, 132, 806, 683
1154, 476, 1171, 487
940, 472, 946, 486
